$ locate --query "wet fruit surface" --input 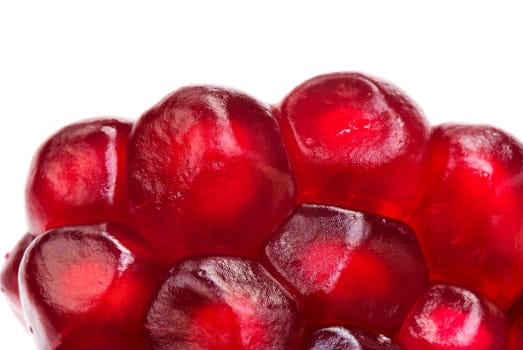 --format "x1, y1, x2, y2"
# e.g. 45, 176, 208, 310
304, 326, 401, 350
128, 86, 295, 263
18, 223, 163, 350
2, 72, 523, 349
279, 72, 430, 221
397, 284, 508, 349
305, 327, 363, 350
408, 124, 523, 309
25, 119, 132, 234
265, 204, 428, 333
145, 257, 303, 350
0, 233, 34, 324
